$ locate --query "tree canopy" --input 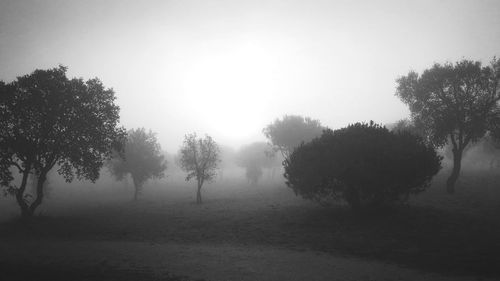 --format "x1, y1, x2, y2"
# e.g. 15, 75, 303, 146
396, 58, 500, 193
178, 133, 220, 204
284, 122, 441, 209
0, 66, 125, 217
263, 115, 324, 161
108, 128, 166, 200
